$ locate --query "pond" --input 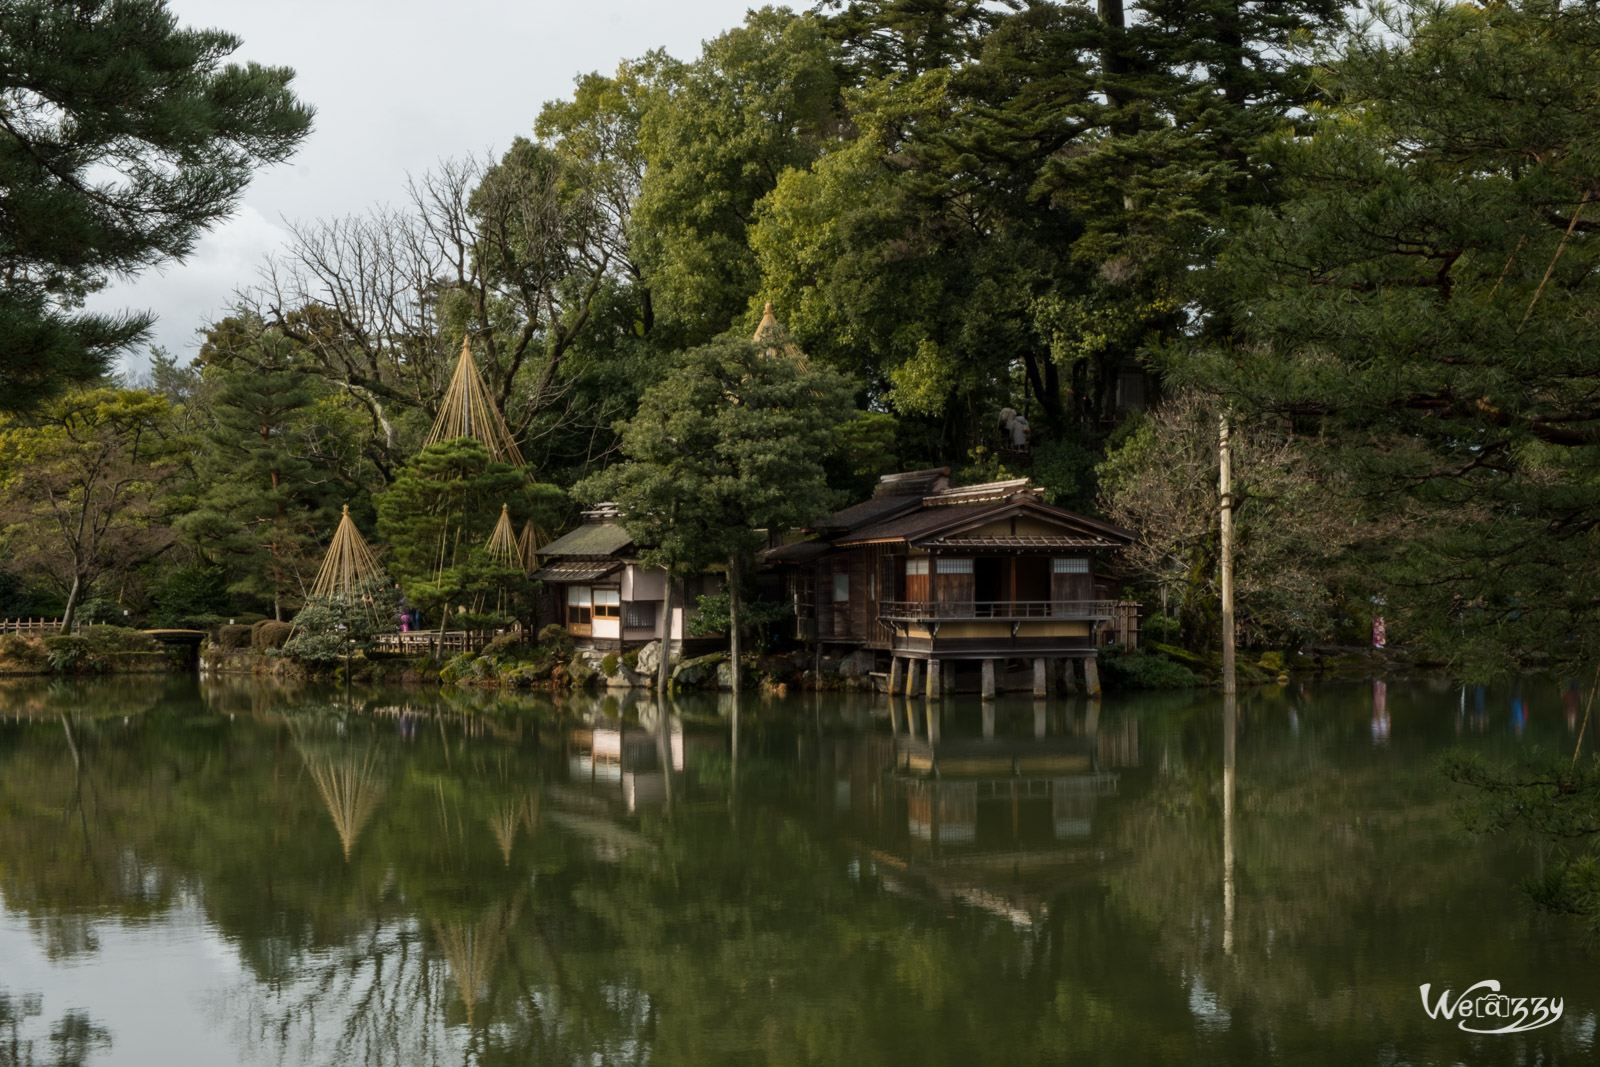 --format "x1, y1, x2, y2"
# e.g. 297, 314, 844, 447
0, 675, 1593, 1066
